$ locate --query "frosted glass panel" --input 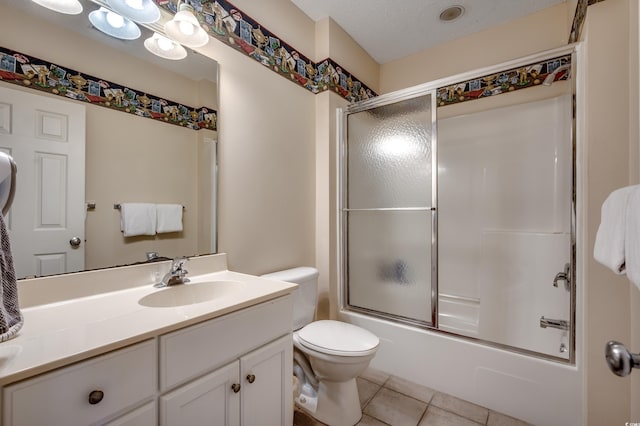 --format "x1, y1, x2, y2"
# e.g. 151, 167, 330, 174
347, 210, 432, 323
347, 94, 432, 209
